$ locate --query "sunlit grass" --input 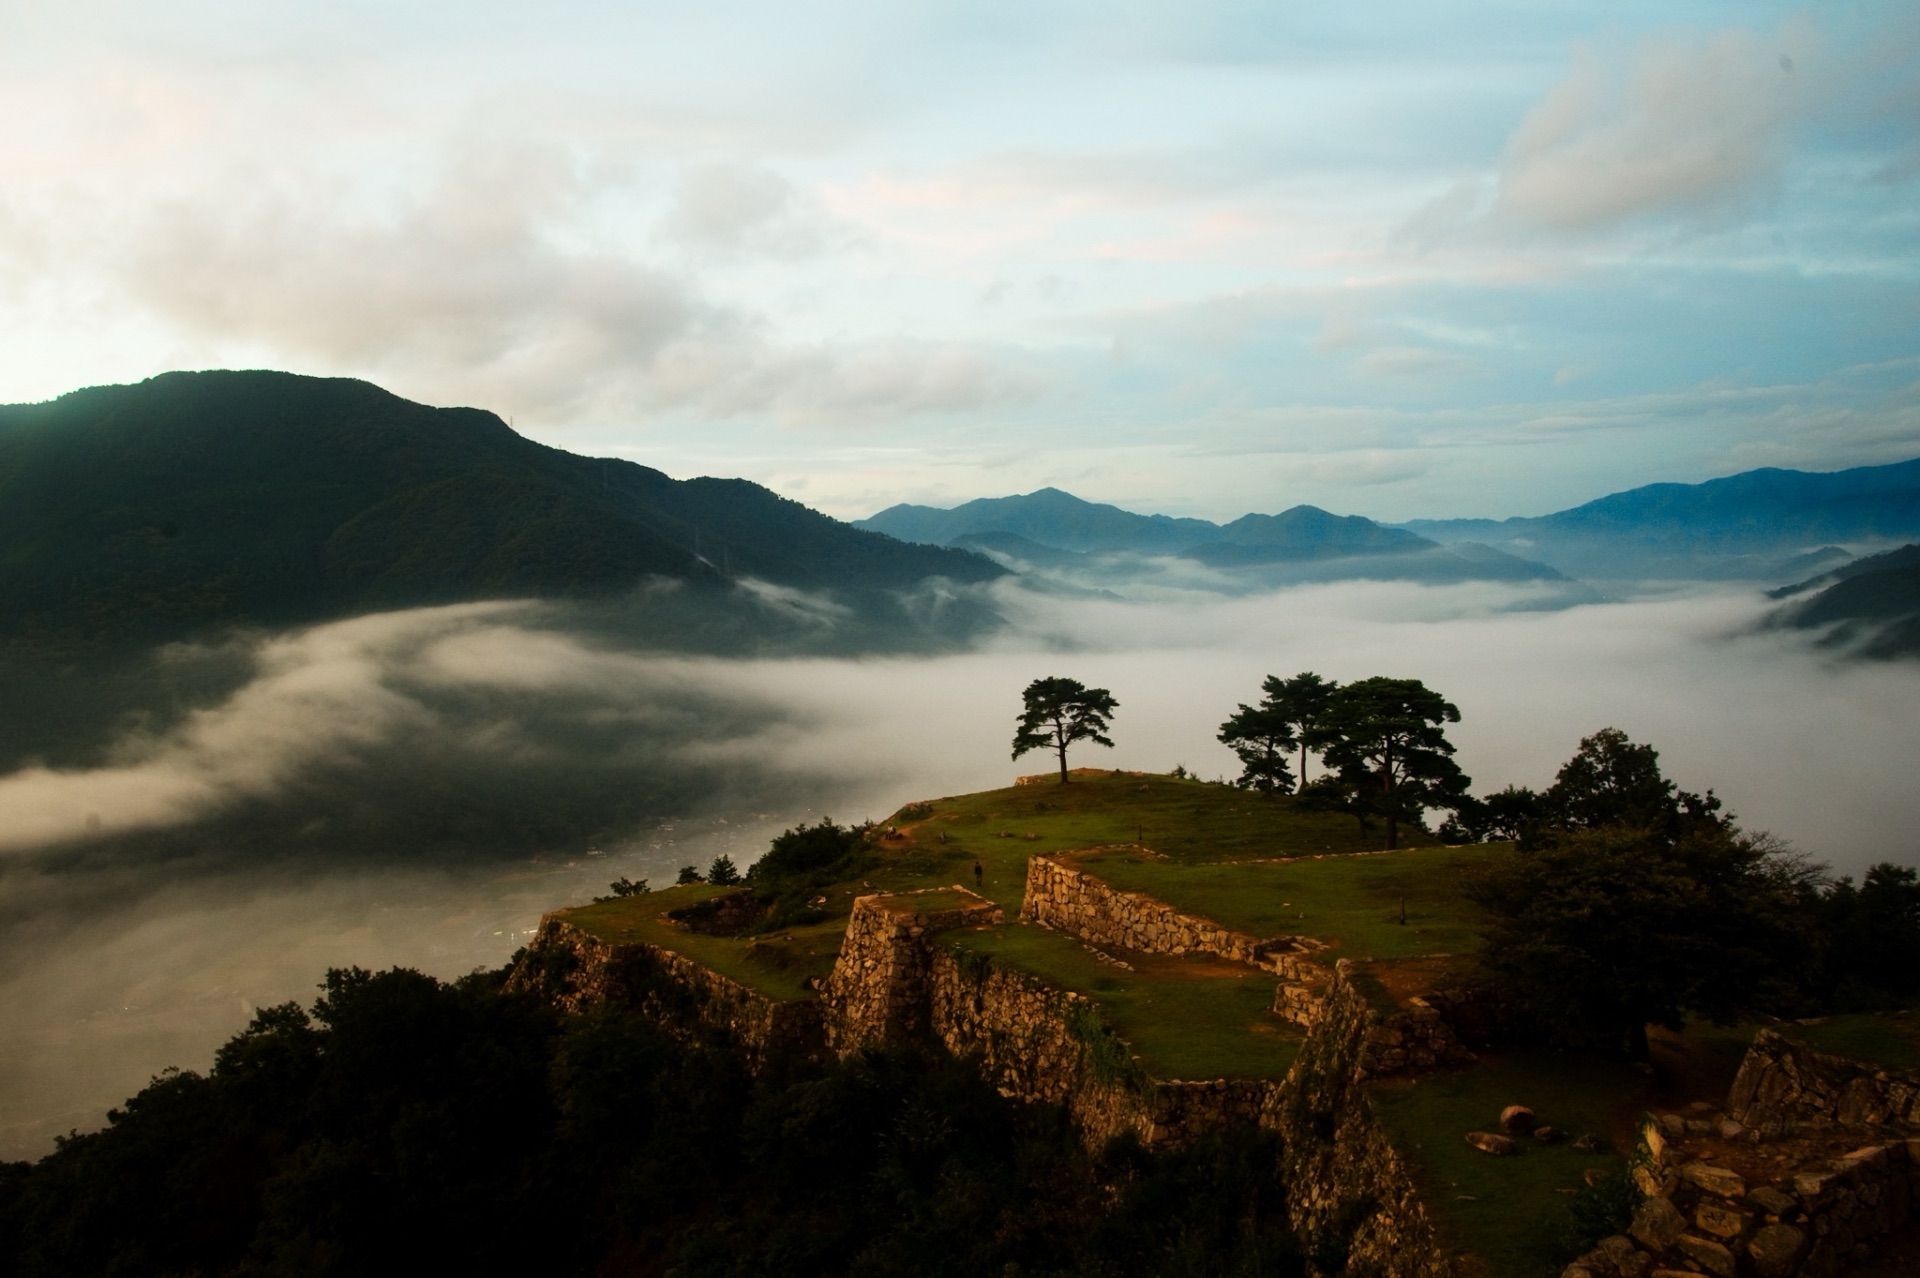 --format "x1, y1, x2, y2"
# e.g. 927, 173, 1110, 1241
1077, 843, 1507, 961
